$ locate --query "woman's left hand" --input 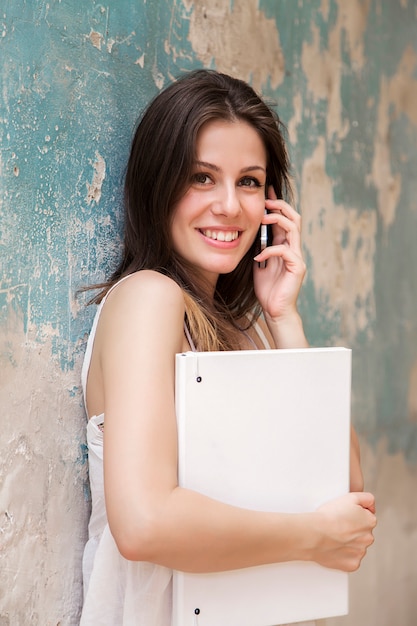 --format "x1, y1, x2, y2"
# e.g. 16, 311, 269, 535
253, 187, 307, 347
